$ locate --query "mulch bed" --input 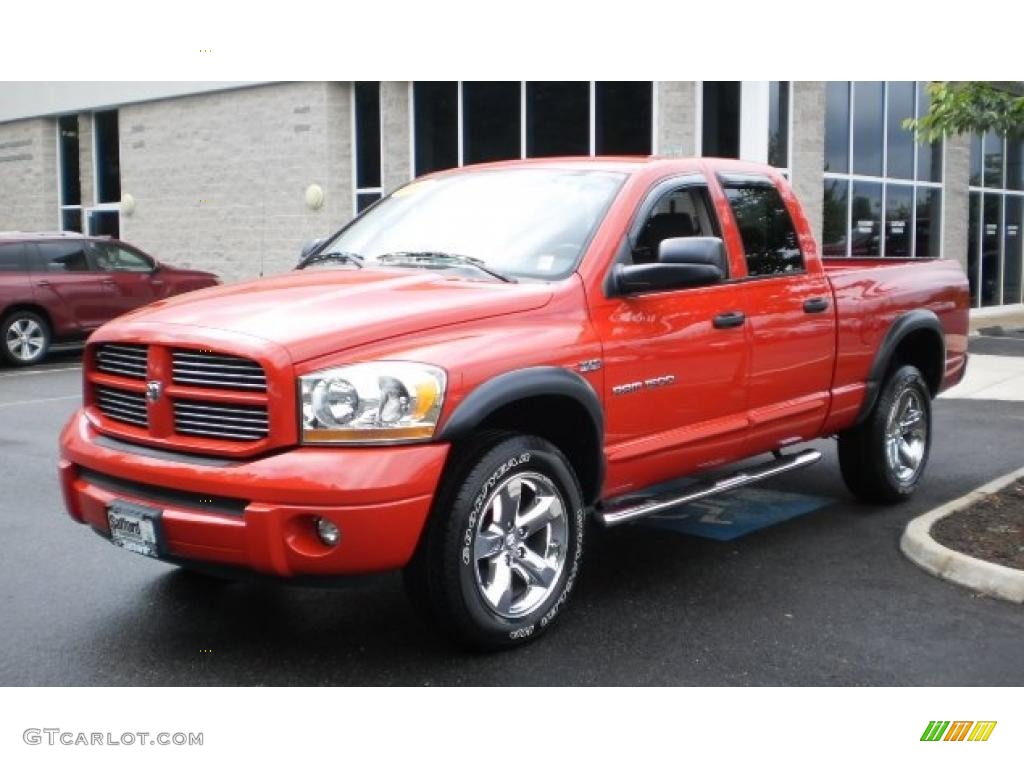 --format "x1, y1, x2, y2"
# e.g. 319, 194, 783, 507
931, 478, 1024, 571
